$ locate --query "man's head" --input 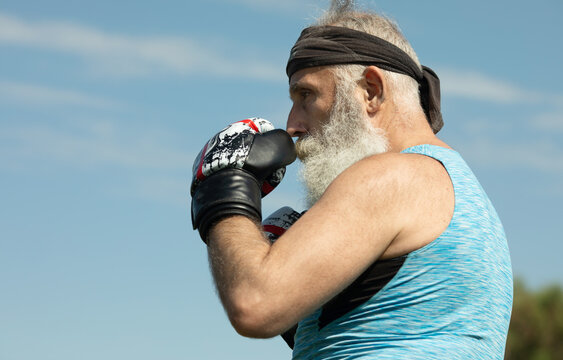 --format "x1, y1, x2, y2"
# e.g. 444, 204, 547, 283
286, 0, 441, 205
